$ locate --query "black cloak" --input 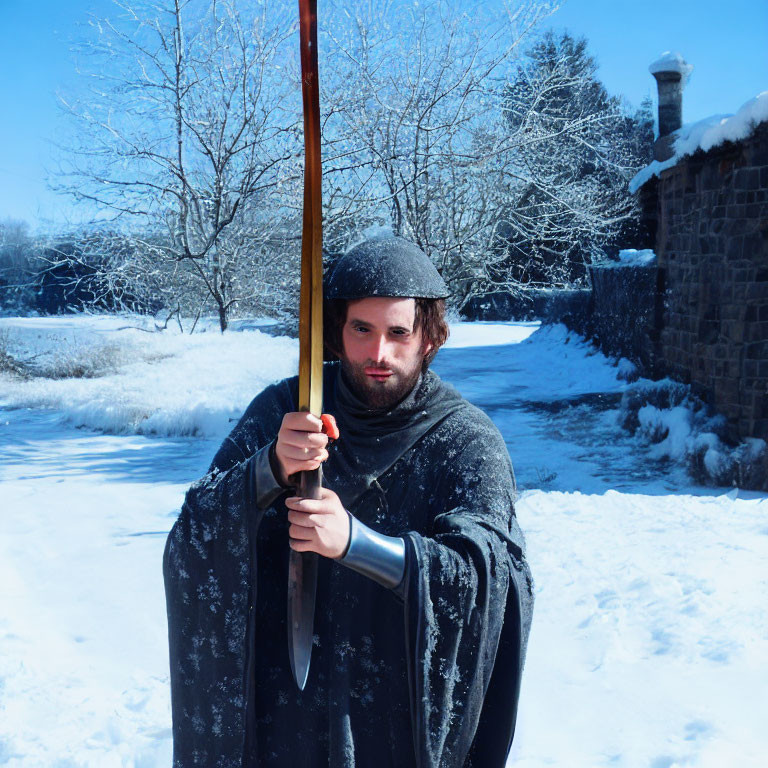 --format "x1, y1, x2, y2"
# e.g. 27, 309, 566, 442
163, 362, 534, 767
